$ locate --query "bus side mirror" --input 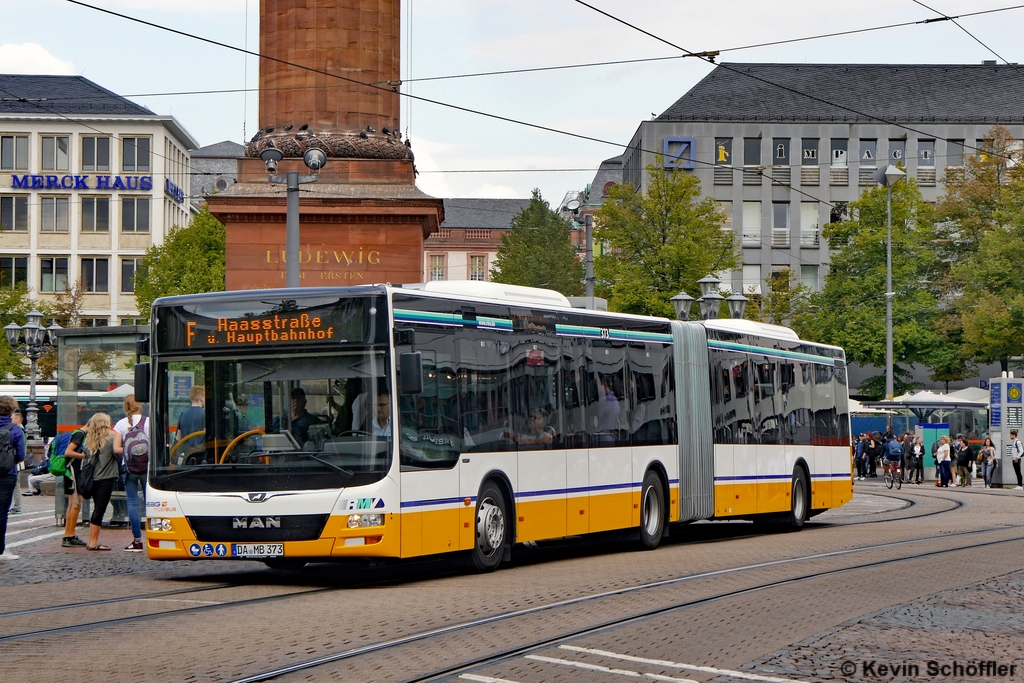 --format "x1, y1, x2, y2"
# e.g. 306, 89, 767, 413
399, 352, 423, 395
134, 362, 151, 403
